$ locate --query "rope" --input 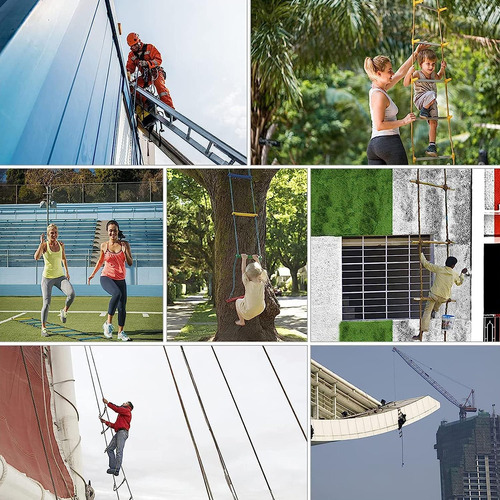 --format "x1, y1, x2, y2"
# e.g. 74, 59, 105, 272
227, 169, 262, 299
417, 169, 423, 339
163, 347, 215, 500
211, 347, 276, 500
20, 347, 60, 500
410, 0, 455, 164
180, 347, 239, 500
84, 347, 134, 500
262, 347, 307, 441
